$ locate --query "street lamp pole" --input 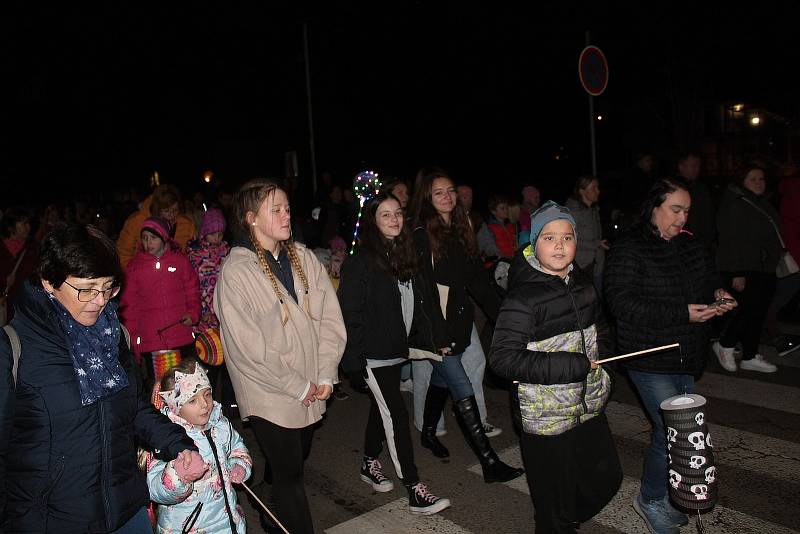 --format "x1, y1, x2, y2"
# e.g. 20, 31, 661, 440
303, 21, 318, 196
